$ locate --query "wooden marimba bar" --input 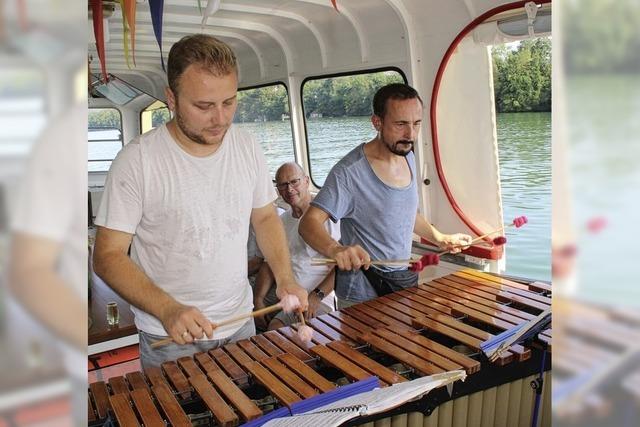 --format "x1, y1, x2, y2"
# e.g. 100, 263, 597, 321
88, 269, 552, 427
